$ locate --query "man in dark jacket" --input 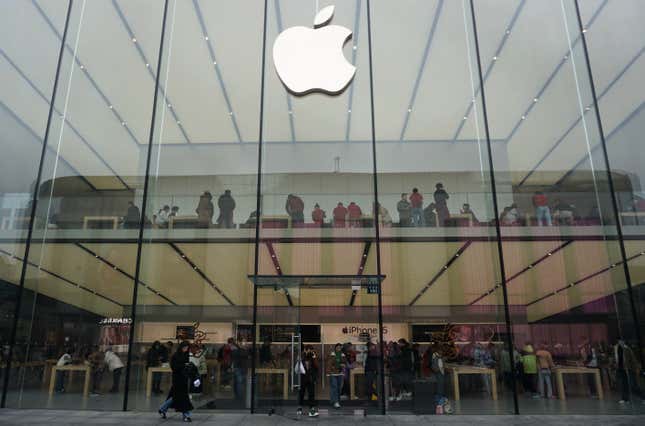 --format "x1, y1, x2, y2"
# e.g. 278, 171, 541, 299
397, 193, 411, 227
433, 183, 450, 226
217, 189, 236, 229
124, 201, 140, 229
398, 339, 414, 399
147, 341, 163, 394
297, 345, 320, 417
